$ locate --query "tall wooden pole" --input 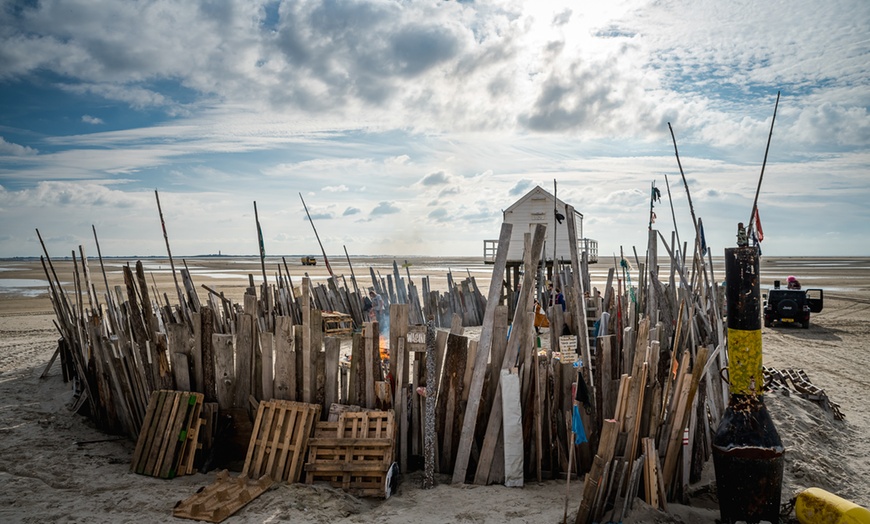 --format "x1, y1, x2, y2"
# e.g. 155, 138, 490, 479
299, 193, 335, 278
154, 190, 188, 325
